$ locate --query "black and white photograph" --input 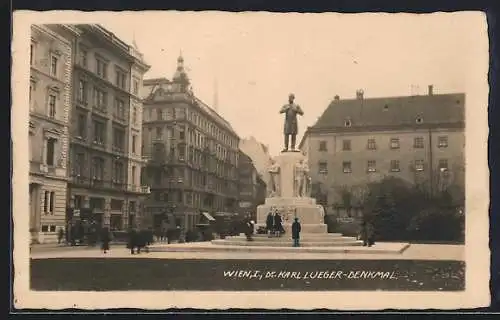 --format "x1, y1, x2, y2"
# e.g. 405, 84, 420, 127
12, 11, 489, 310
